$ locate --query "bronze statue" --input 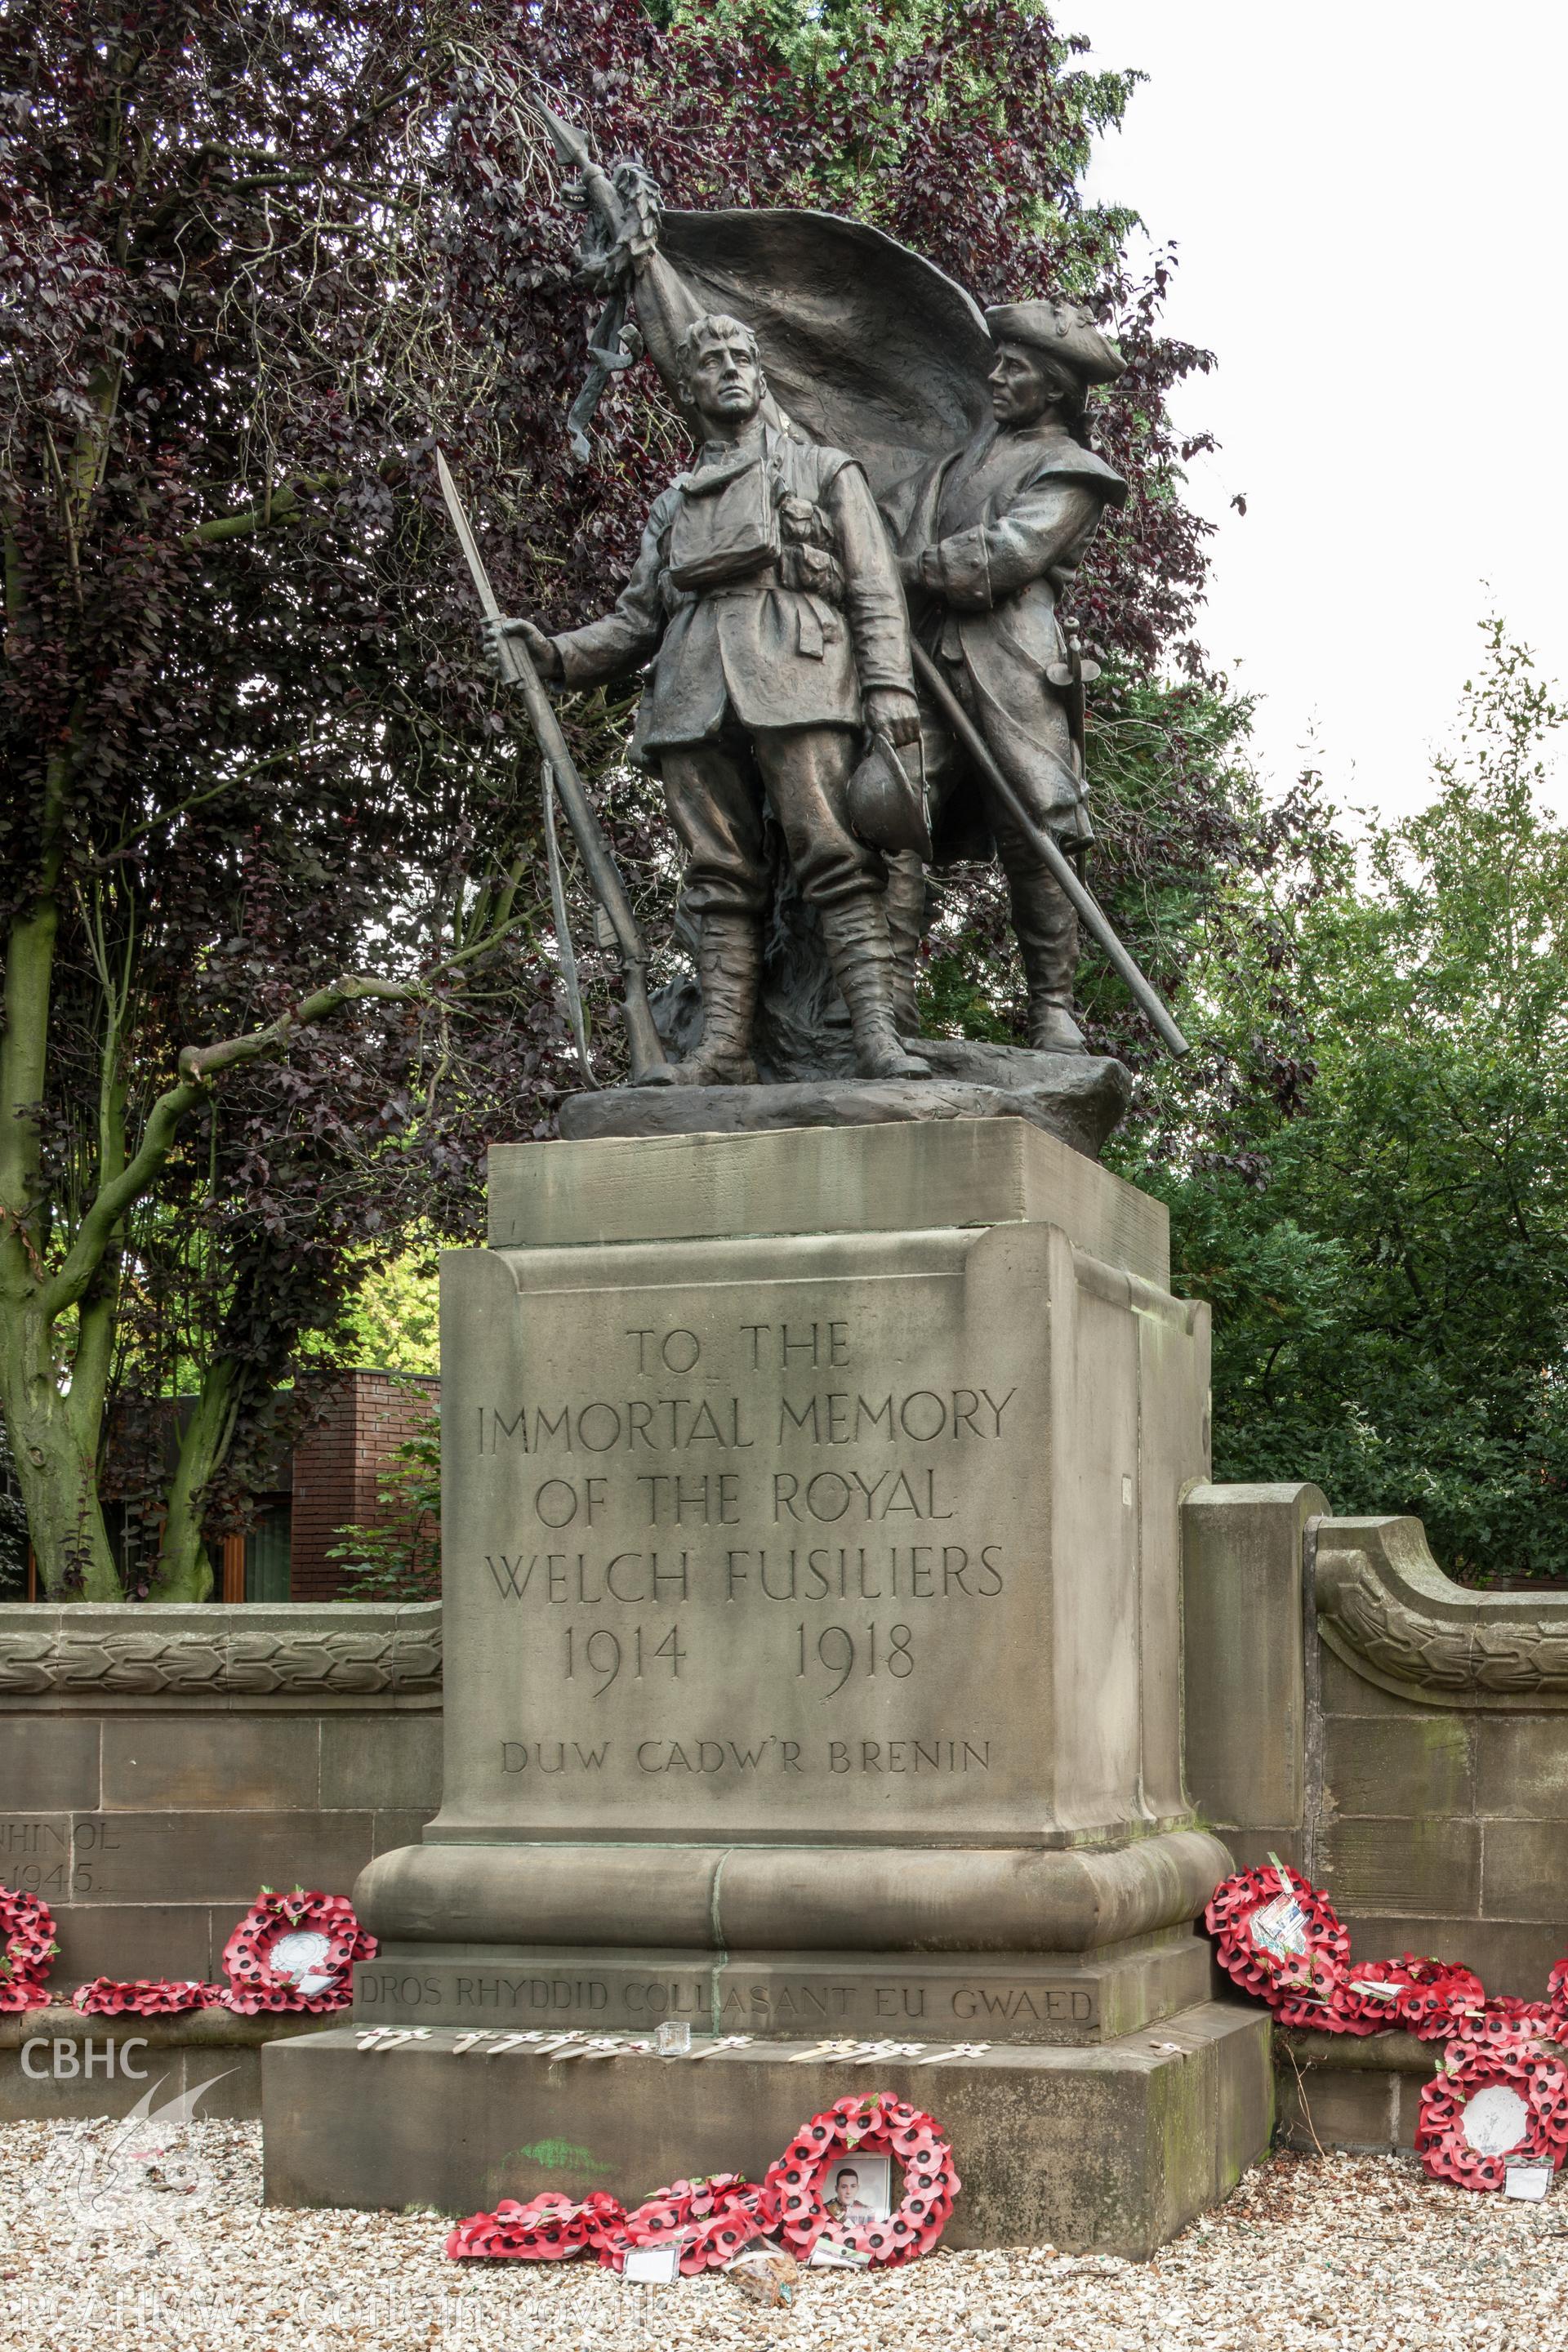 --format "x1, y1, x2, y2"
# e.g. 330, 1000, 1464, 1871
884, 301, 1128, 1055
487, 311, 930, 1085
457, 118, 1188, 1094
